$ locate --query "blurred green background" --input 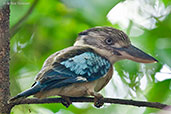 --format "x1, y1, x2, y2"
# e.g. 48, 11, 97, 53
9, 0, 171, 114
